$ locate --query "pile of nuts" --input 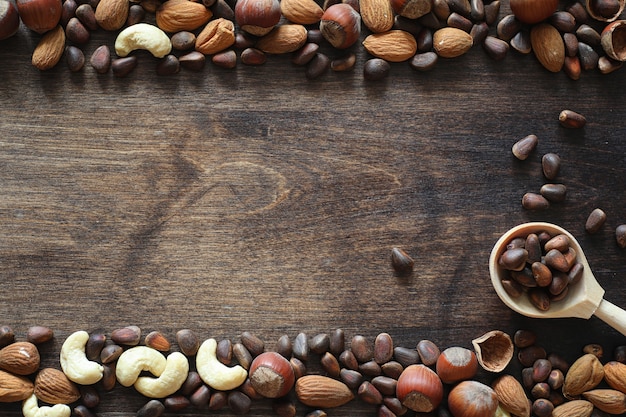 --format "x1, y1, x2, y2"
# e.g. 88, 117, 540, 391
3, 324, 626, 417
0, 324, 528, 417
497, 229, 585, 310
513, 328, 626, 417
1, 0, 626, 78
511, 109, 626, 247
